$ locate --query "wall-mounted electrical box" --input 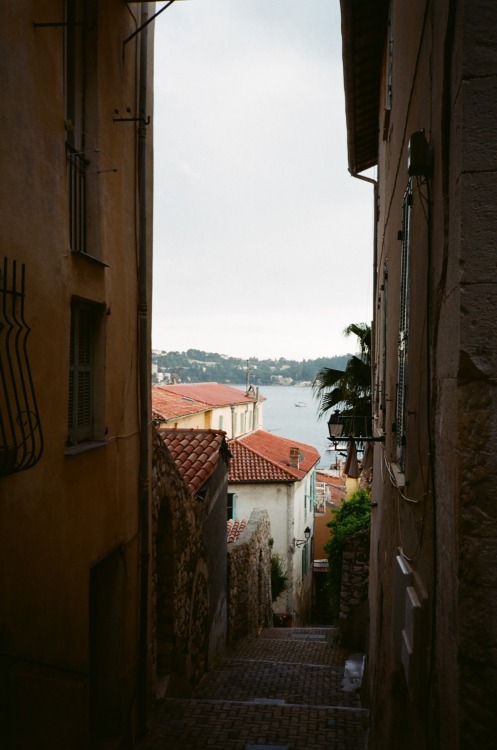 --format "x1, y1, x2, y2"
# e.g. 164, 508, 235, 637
408, 130, 433, 177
